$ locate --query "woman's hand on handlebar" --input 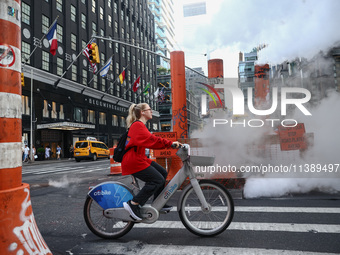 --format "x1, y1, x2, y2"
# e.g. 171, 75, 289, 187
171, 141, 182, 149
